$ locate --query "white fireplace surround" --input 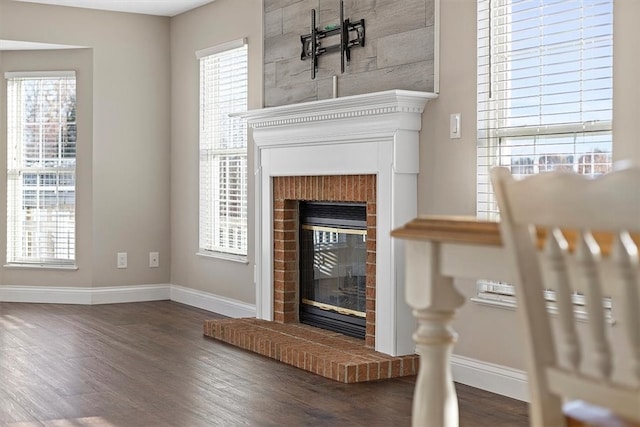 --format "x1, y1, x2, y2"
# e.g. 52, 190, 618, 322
237, 90, 437, 356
